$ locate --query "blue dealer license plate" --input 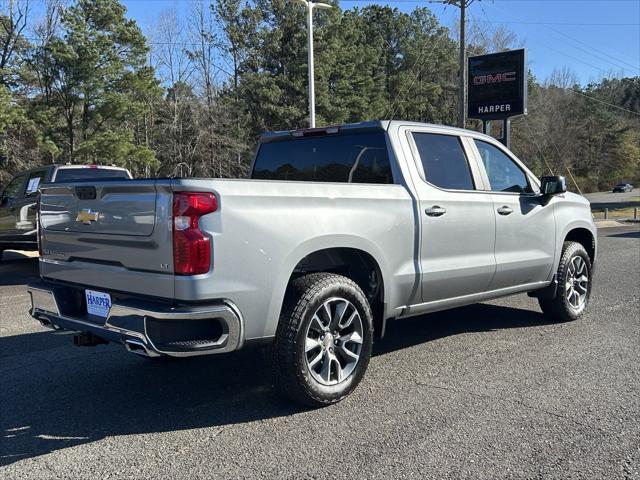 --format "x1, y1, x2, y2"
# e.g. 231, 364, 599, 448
85, 289, 112, 318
